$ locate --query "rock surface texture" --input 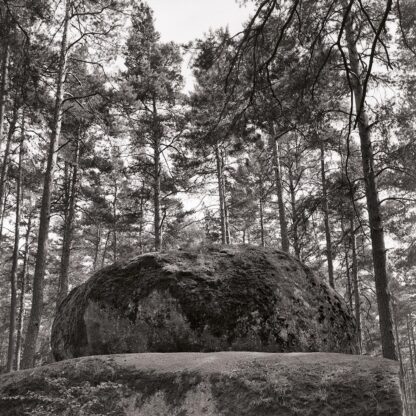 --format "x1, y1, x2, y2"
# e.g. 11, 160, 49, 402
52, 246, 357, 360
0, 352, 402, 415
